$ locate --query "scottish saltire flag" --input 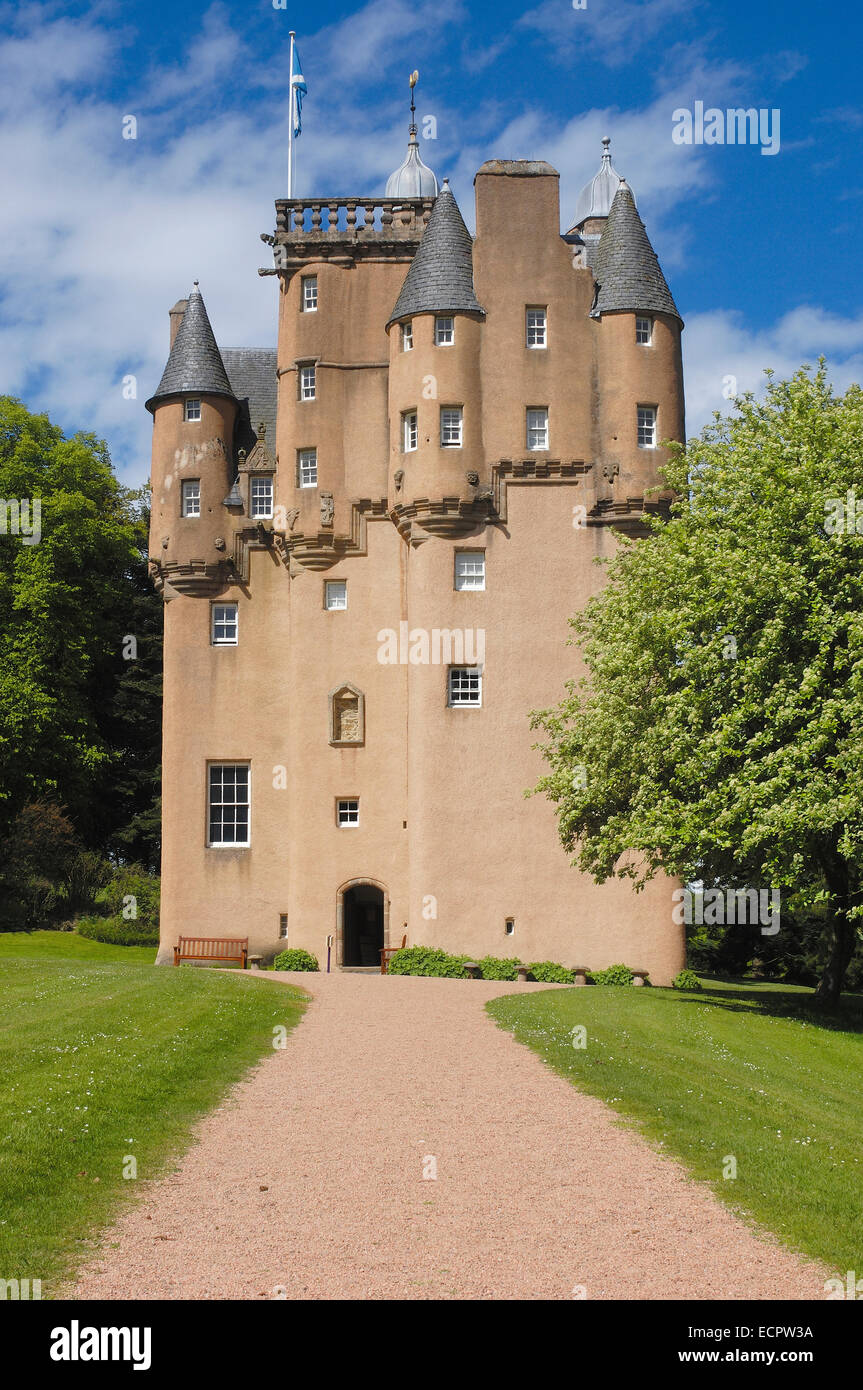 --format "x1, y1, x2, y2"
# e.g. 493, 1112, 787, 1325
291, 42, 307, 137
